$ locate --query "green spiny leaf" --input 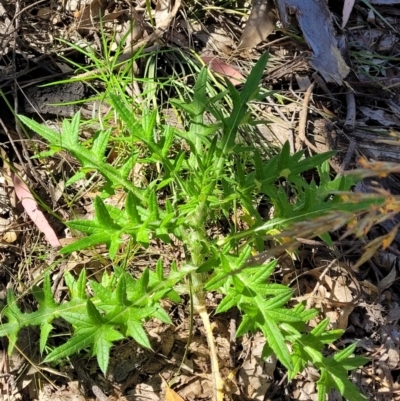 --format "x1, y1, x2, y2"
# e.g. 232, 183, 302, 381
250, 259, 278, 284
152, 306, 172, 324
109, 93, 136, 129
93, 326, 124, 374
319, 330, 345, 344
263, 290, 293, 309
216, 293, 239, 314
193, 68, 208, 119
236, 315, 254, 337
126, 191, 142, 224
87, 300, 103, 325
258, 319, 292, 370
66, 111, 81, 145
266, 309, 305, 323
317, 370, 329, 401
94, 197, 121, 229
45, 330, 95, 363
142, 110, 157, 144
340, 356, 369, 370
137, 268, 150, 294
333, 343, 360, 363
76, 269, 87, 299
91, 129, 111, 161
18, 115, 62, 146
126, 320, 151, 348
60, 233, 114, 254
311, 318, 330, 336
156, 259, 164, 281
119, 154, 136, 180
109, 234, 123, 260
115, 276, 127, 305
241, 52, 269, 103
40, 322, 53, 354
